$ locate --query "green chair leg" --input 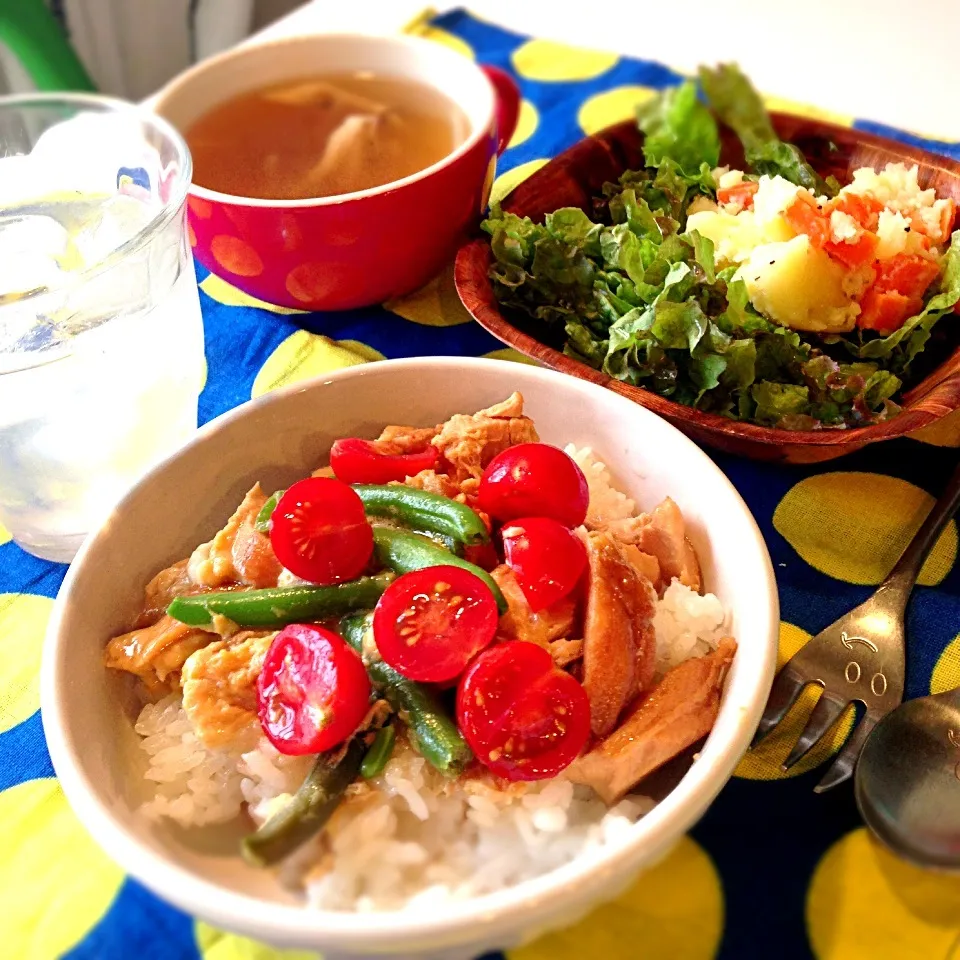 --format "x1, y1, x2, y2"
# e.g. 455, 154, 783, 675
0, 0, 96, 92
